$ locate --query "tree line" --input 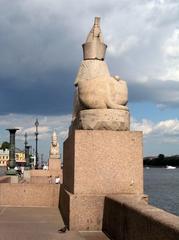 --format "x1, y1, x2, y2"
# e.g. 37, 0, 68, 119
144, 154, 179, 166
0, 141, 10, 150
